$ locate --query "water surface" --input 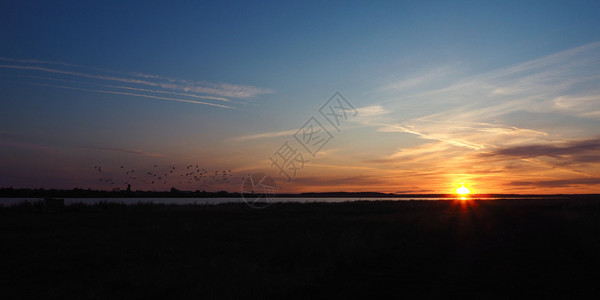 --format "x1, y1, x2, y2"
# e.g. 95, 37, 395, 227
0, 196, 569, 206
